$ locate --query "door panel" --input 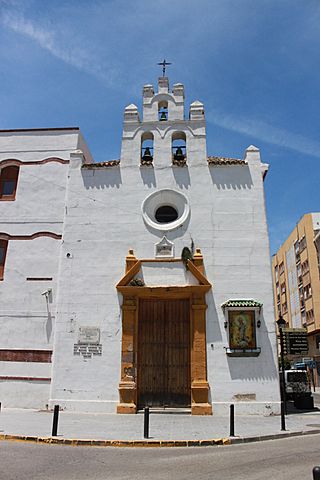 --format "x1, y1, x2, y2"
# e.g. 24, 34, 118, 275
138, 298, 190, 408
